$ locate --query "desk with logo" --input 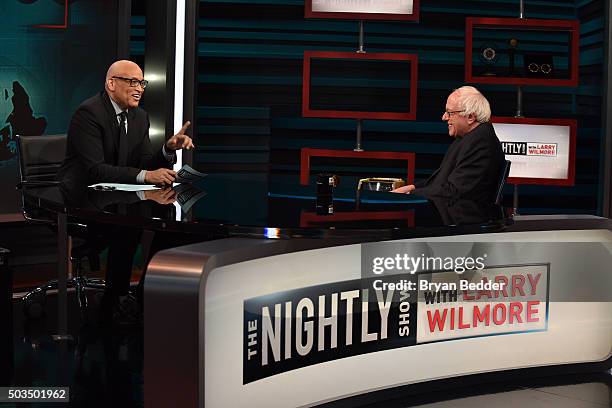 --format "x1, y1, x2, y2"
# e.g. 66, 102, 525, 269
143, 185, 612, 408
